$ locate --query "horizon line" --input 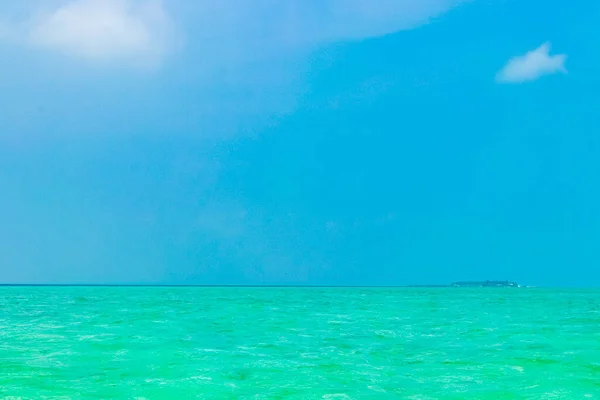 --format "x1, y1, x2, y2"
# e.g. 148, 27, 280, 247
0, 283, 564, 288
